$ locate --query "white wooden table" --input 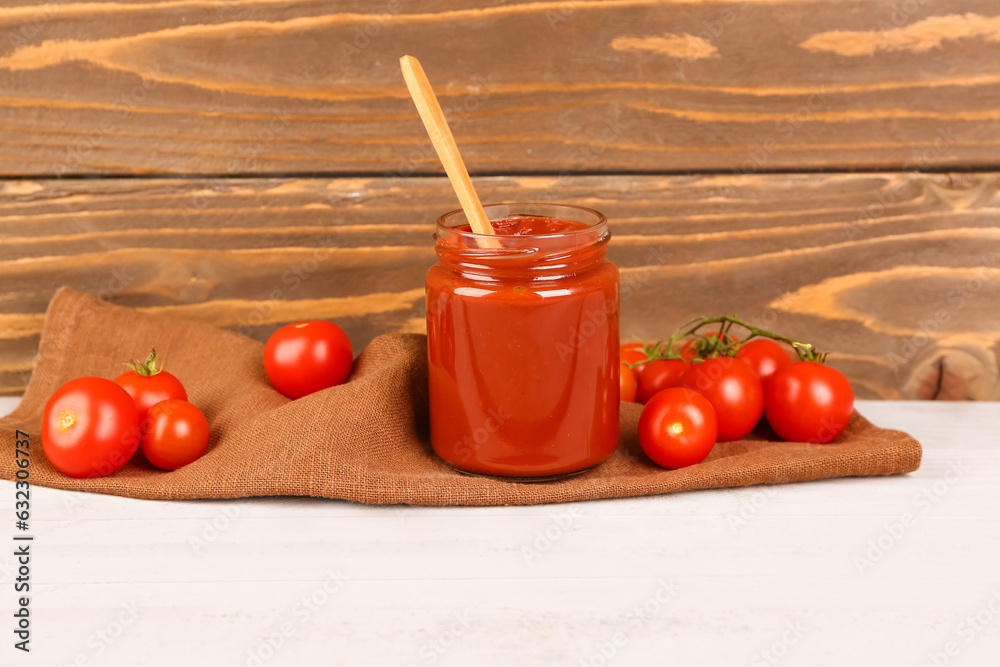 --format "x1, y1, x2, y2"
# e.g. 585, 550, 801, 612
2, 397, 998, 666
